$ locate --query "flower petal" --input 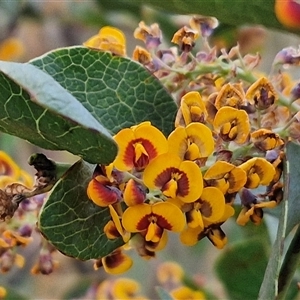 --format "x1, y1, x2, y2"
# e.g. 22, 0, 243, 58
87, 176, 119, 207
152, 202, 186, 232
102, 249, 133, 275
122, 203, 152, 233
200, 187, 225, 223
